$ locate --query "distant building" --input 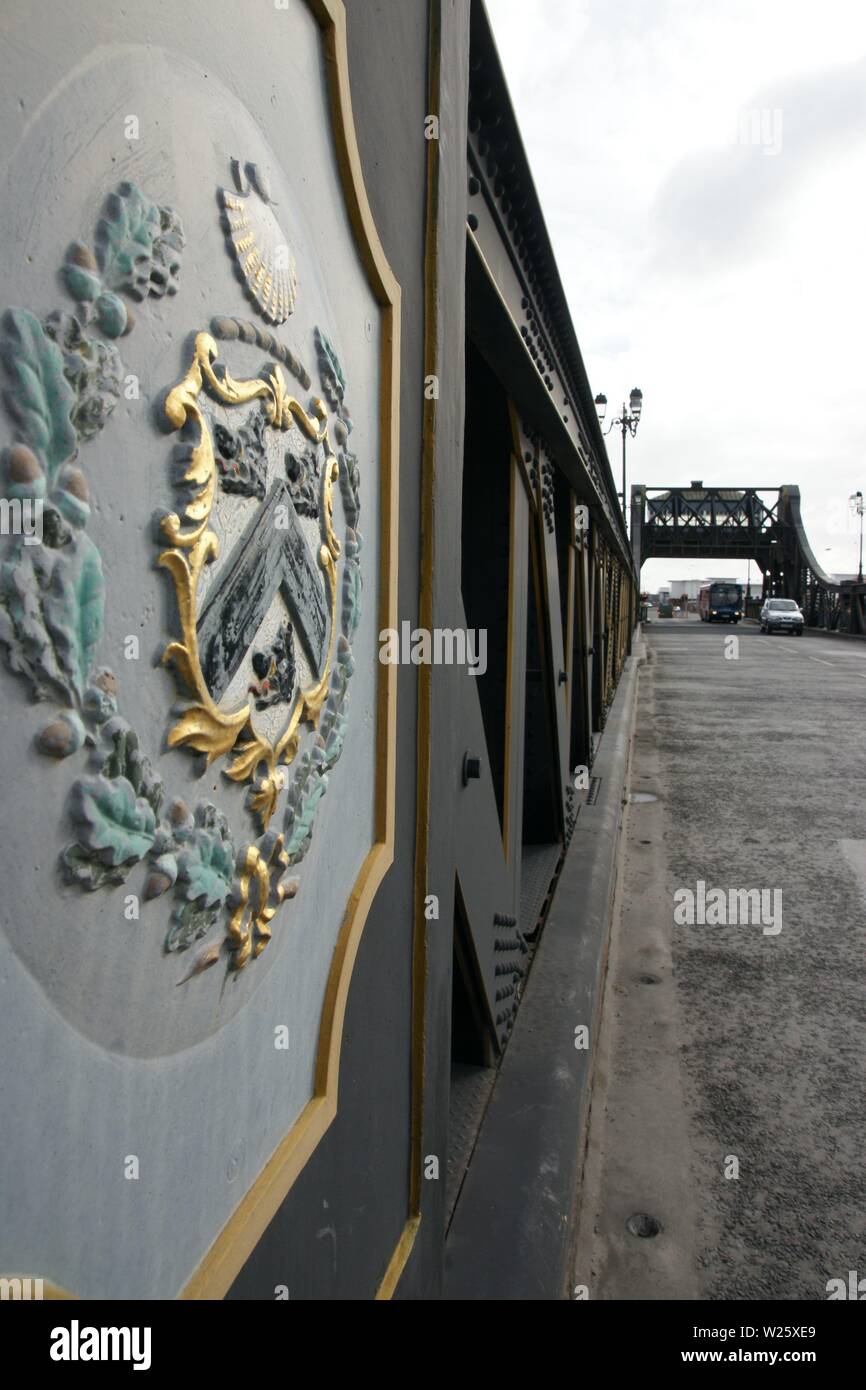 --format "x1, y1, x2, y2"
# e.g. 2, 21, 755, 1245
667, 578, 703, 601
667, 576, 738, 601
